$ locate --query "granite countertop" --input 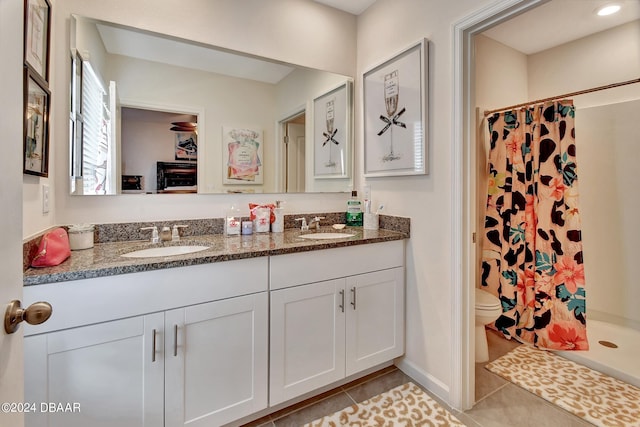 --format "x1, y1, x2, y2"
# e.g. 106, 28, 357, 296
24, 227, 409, 286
